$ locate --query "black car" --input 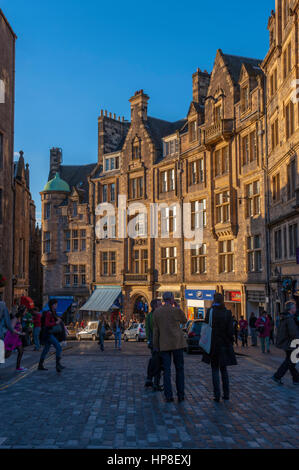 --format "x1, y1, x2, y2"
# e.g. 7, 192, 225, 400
186, 320, 205, 354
